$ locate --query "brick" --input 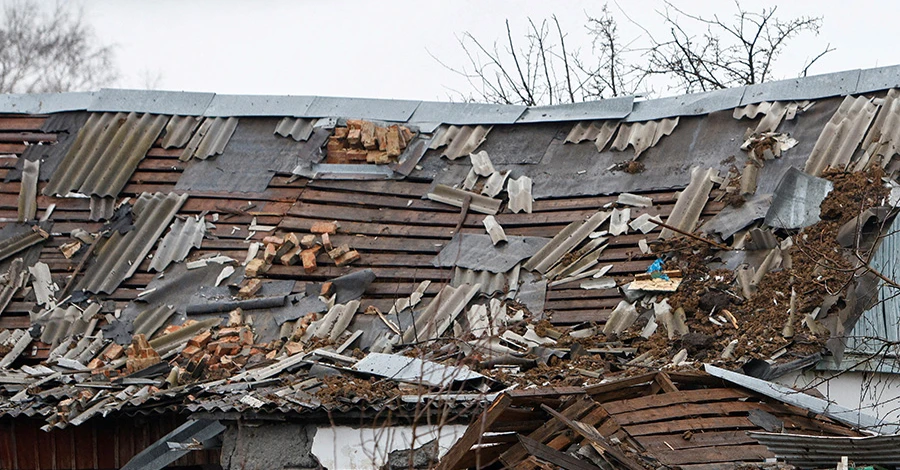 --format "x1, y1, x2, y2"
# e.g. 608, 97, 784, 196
327, 244, 350, 259
361, 120, 377, 149
239, 328, 254, 346
327, 148, 350, 163
300, 234, 317, 248
181, 345, 202, 357
214, 342, 241, 356
280, 245, 303, 265
284, 341, 304, 356
320, 281, 334, 297
385, 125, 402, 157
347, 128, 361, 145
367, 150, 390, 164
101, 343, 124, 361
310, 221, 337, 234
332, 127, 349, 139
227, 308, 244, 327
188, 330, 212, 349
163, 324, 183, 335
346, 119, 363, 130
87, 357, 104, 370
265, 350, 278, 360
400, 125, 414, 144
263, 243, 278, 263
245, 258, 269, 278
375, 126, 388, 151
334, 250, 360, 267
262, 235, 284, 246
301, 249, 318, 273
345, 148, 368, 161
321, 233, 333, 251
283, 233, 300, 248
216, 326, 243, 338
238, 279, 263, 299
